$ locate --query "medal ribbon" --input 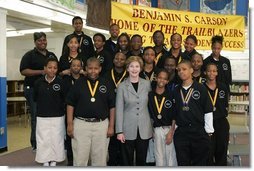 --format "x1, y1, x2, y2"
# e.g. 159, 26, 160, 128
154, 52, 163, 65
154, 96, 166, 115
199, 77, 202, 83
111, 69, 126, 87
208, 88, 218, 107
178, 56, 182, 64
180, 88, 193, 106
144, 71, 155, 81
87, 80, 99, 98
79, 37, 83, 48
